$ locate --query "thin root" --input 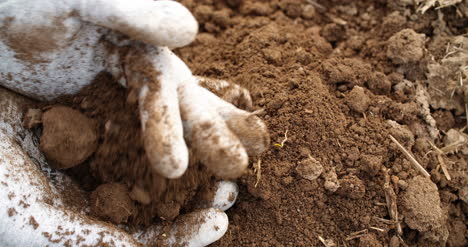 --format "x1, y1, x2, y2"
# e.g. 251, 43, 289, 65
345, 229, 368, 241
274, 130, 289, 148
318, 236, 336, 247
384, 169, 403, 236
